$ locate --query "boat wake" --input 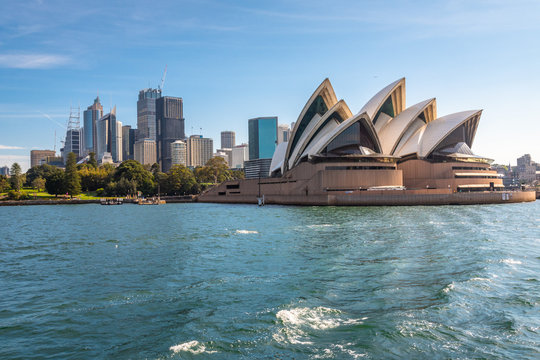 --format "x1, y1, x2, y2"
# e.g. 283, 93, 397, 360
273, 306, 366, 345
169, 340, 216, 354
236, 230, 258, 234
